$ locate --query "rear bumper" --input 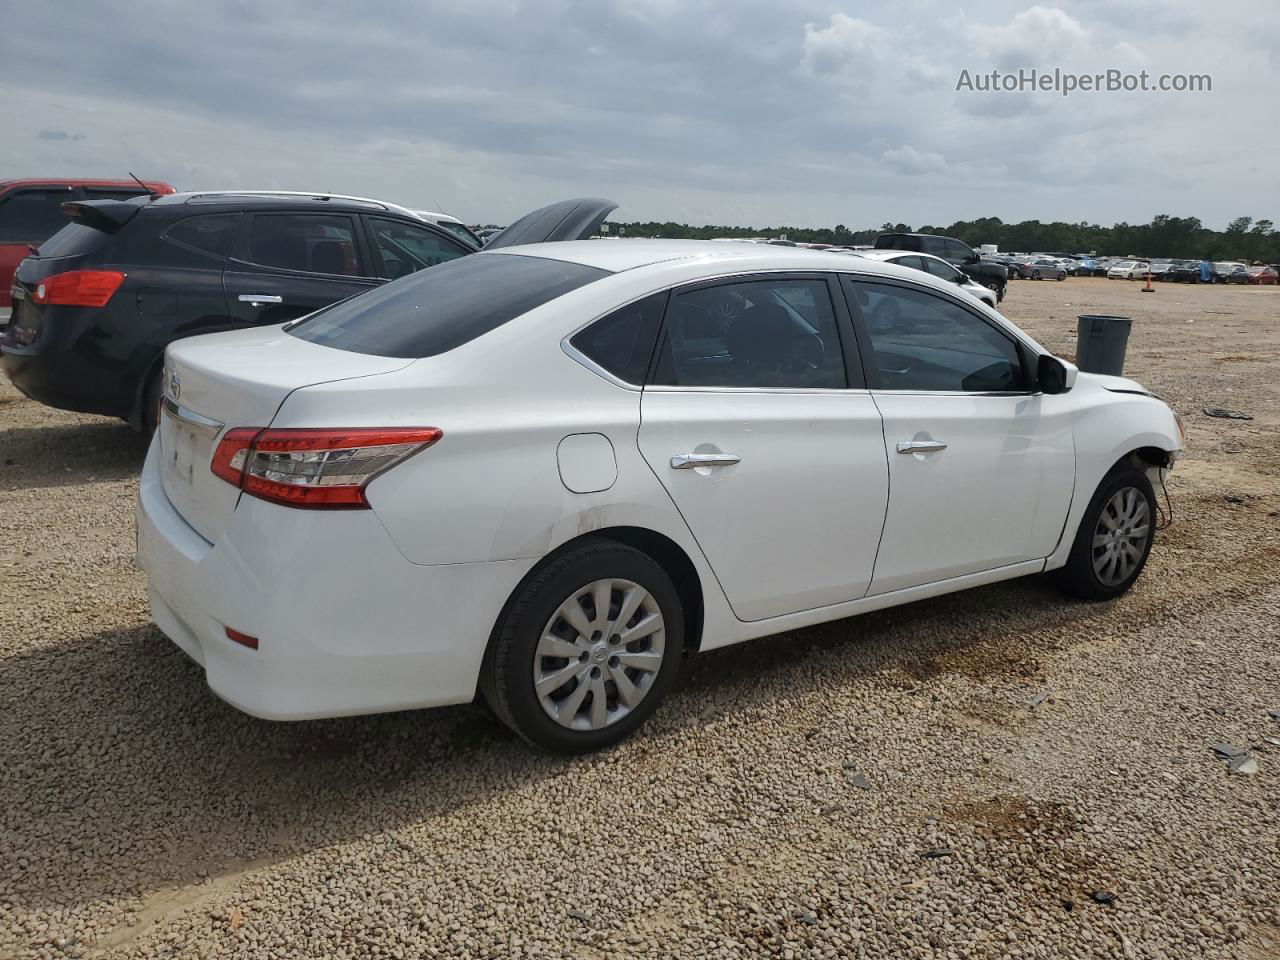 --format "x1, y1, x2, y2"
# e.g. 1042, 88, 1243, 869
135, 440, 538, 720
0, 343, 132, 418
